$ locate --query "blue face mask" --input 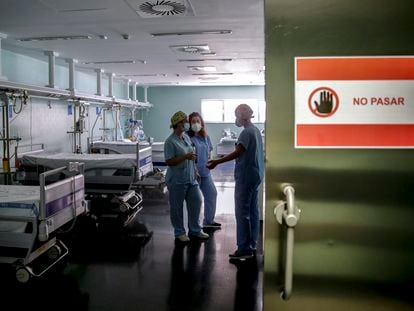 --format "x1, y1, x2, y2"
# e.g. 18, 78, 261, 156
183, 122, 190, 131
